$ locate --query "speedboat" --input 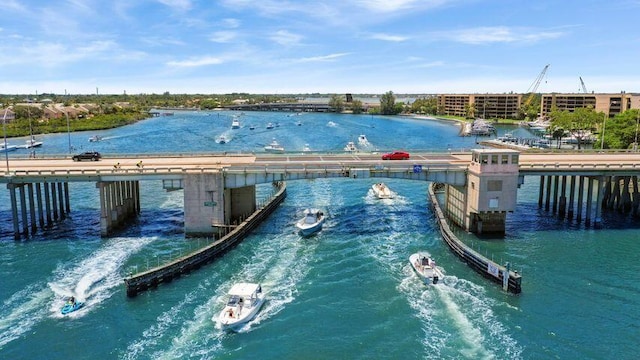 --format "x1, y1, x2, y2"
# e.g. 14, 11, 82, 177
25, 137, 43, 148
296, 120, 302, 126
0, 143, 17, 152
296, 208, 325, 236
231, 117, 241, 129
371, 183, 393, 199
302, 144, 312, 153
249, 125, 255, 130
215, 283, 265, 331
61, 298, 84, 315
358, 134, 368, 146
217, 135, 228, 144
264, 139, 285, 153
409, 252, 444, 285
344, 141, 357, 152
266, 123, 274, 129
88, 135, 103, 142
